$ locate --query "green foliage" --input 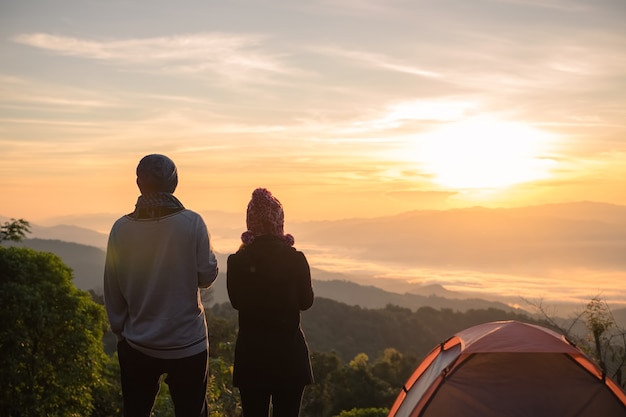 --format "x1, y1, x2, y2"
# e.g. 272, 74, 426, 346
300, 350, 411, 417
327, 353, 397, 416
0, 218, 31, 242
208, 357, 241, 417
371, 348, 418, 388
0, 246, 109, 416
334, 407, 390, 417
153, 381, 176, 417
207, 309, 238, 362
10, 238, 107, 291
303, 351, 344, 417
300, 298, 544, 362
90, 354, 123, 417
206, 308, 241, 416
